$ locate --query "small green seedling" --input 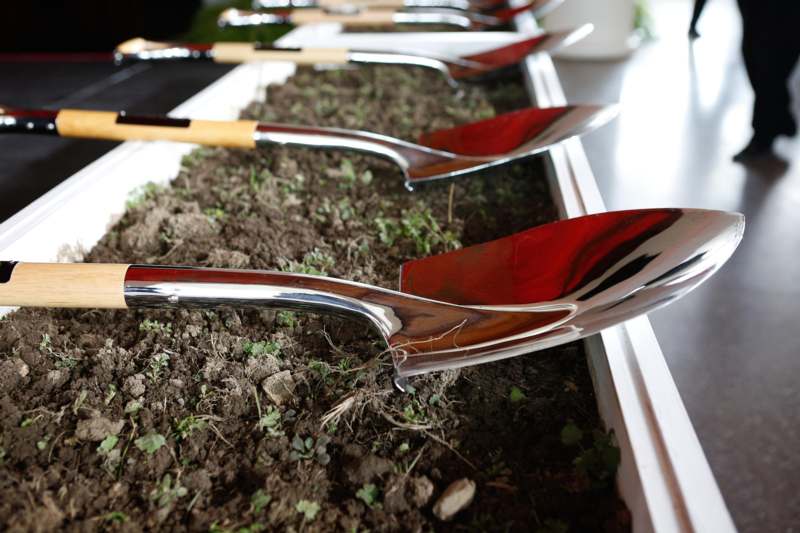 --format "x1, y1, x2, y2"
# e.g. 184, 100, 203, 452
40, 333, 78, 368
126, 182, 163, 209
295, 500, 320, 521
73, 389, 88, 416
276, 311, 296, 328
105, 511, 129, 524
560, 422, 583, 447
149, 473, 187, 508
356, 483, 380, 508
135, 433, 166, 455
147, 353, 170, 382
104, 384, 117, 405
139, 319, 172, 335
97, 435, 119, 454
251, 489, 272, 514
204, 207, 226, 221
509, 386, 526, 403
257, 406, 283, 438
289, 434, 331, 465
243, 340, 281, 358
174, 415, 207, 441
